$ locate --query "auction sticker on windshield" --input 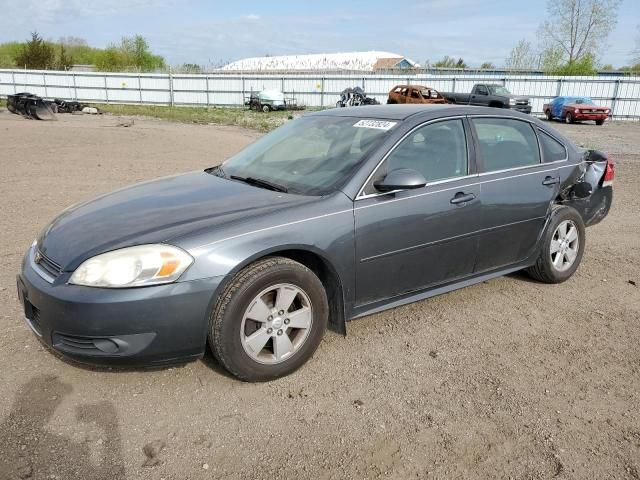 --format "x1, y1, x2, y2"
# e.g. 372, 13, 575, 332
353, 119, 397, 130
